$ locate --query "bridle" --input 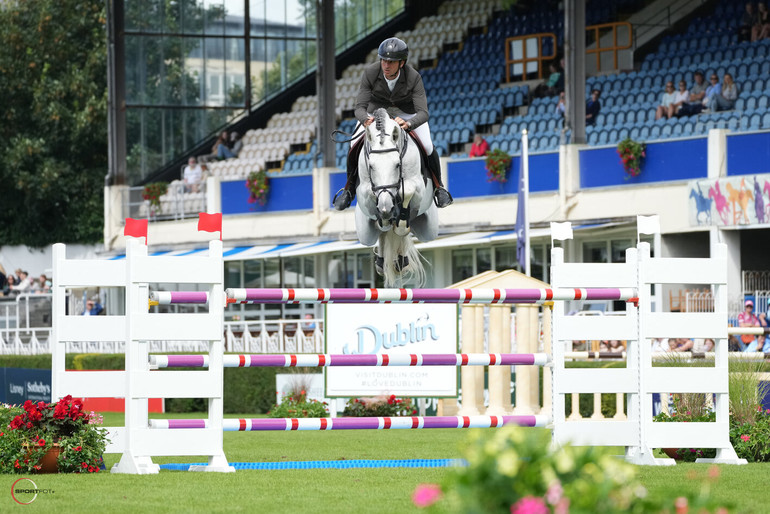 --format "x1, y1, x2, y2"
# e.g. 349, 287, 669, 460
363, 119, 410, 226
